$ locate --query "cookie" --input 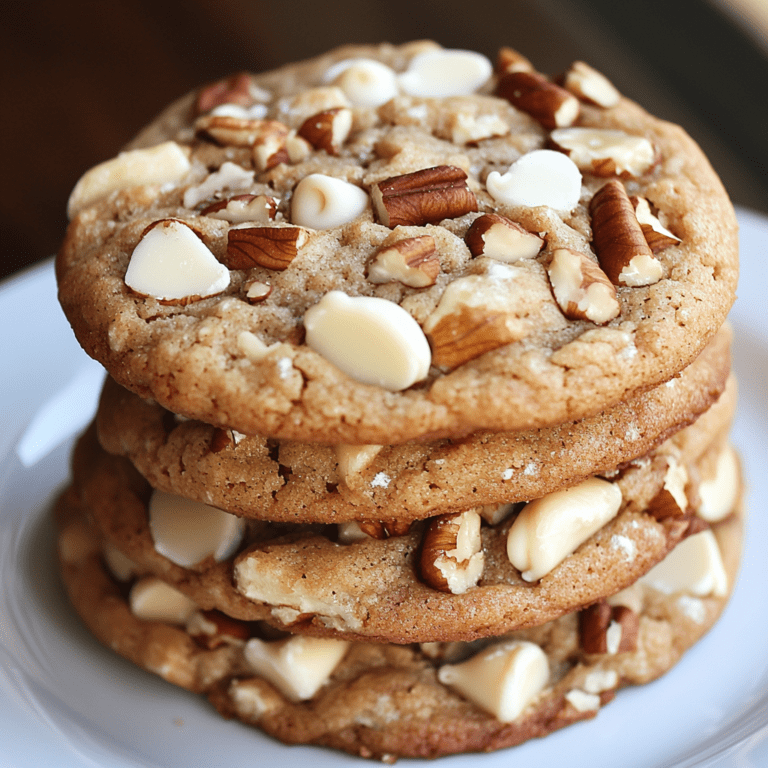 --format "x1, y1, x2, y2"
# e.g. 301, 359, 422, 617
72, 383, 738, 643
95, 325, 732, 523
55, 478, 743, 761
56, 42, 738, 444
